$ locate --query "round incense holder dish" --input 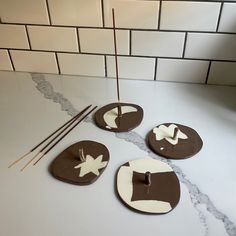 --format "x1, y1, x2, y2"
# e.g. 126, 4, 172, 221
50, 140, 109, 185
94, 102, 143, 132
116, 158, 180, 214
147, 123, 203, 160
